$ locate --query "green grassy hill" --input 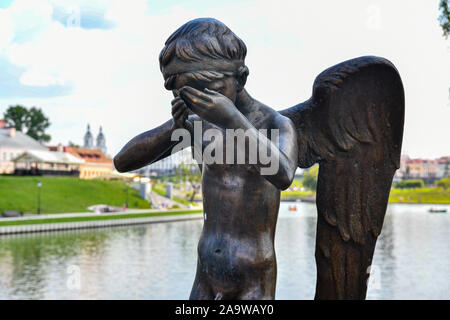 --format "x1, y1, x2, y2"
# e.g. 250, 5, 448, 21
389, 188, 450, 204
0, 176, 151, 214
